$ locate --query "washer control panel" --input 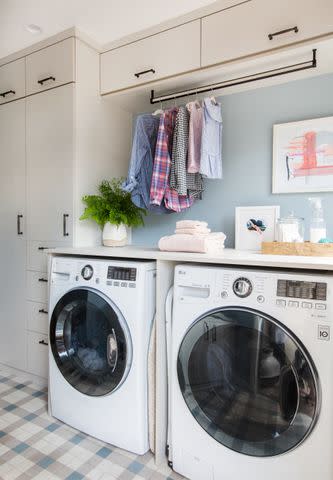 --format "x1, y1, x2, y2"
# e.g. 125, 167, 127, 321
233, 277, 253, 298
277, 279, 327, 301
